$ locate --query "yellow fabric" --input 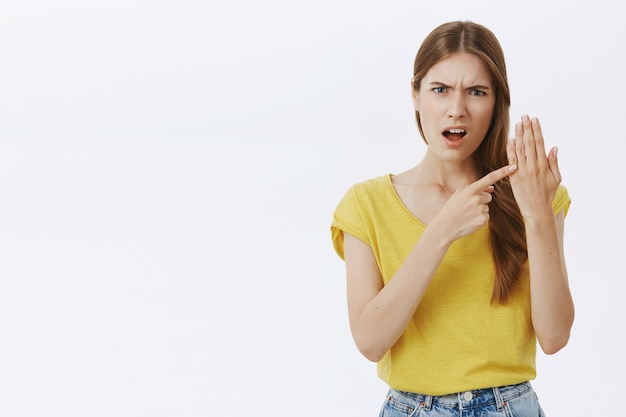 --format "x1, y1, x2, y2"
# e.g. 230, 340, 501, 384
331, 174, 571, 396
